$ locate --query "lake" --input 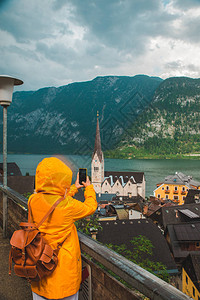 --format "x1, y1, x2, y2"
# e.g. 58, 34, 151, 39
1, 154, 200, 197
